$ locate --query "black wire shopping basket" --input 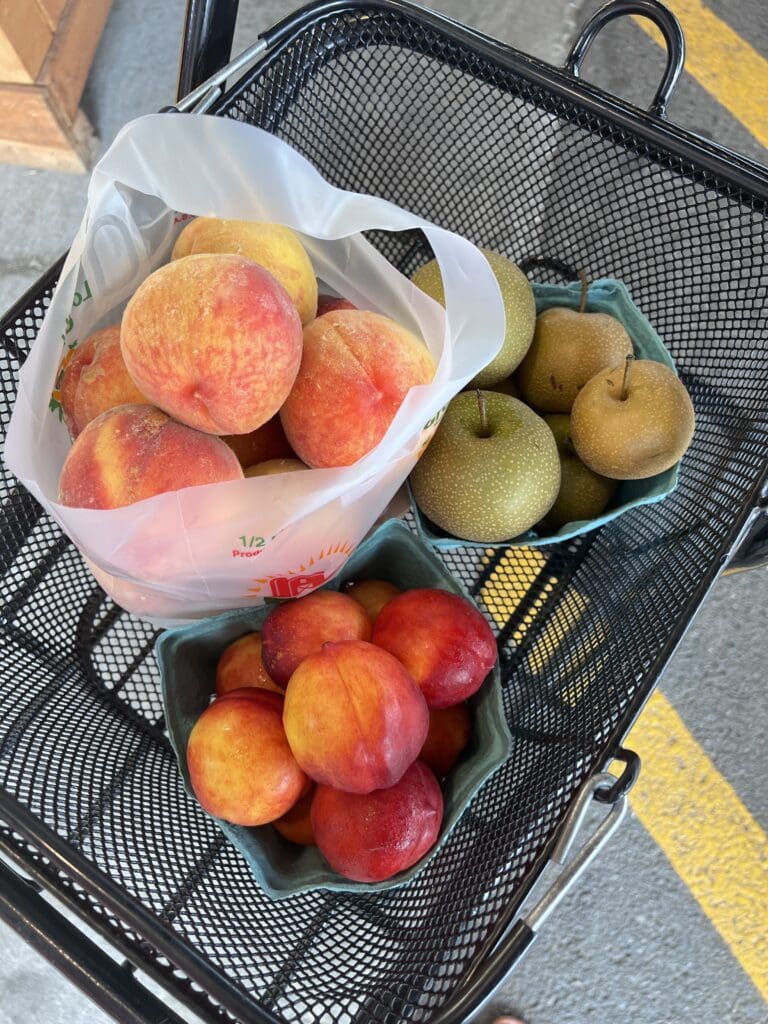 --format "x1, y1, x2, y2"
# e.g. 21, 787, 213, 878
1, 1, 767, 1022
